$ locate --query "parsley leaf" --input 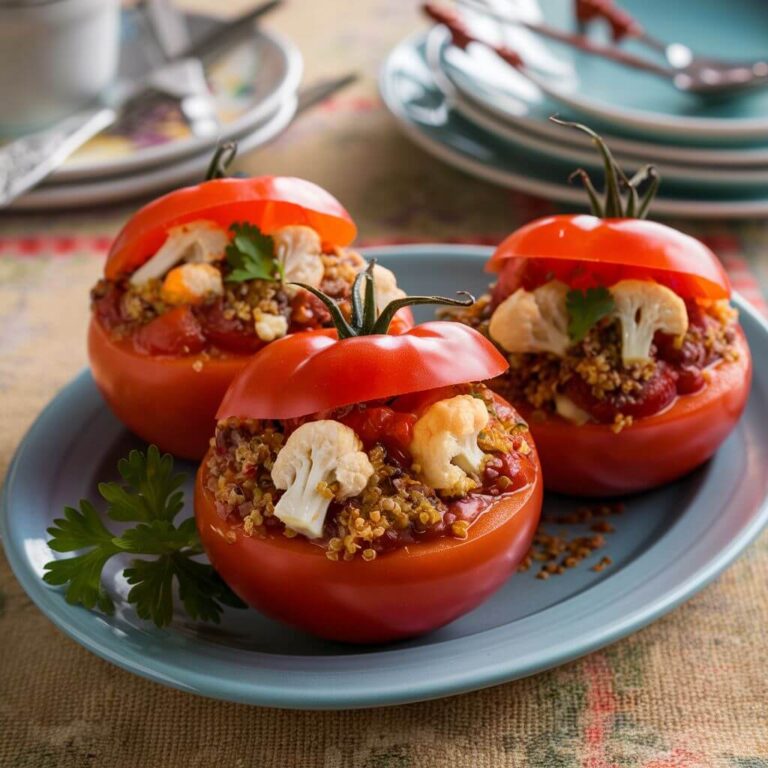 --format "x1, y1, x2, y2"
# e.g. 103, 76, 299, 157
566, 286, 616, 342
224, 222, 282, 283
43, 446, 245, 628
44, 501, 120, 614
